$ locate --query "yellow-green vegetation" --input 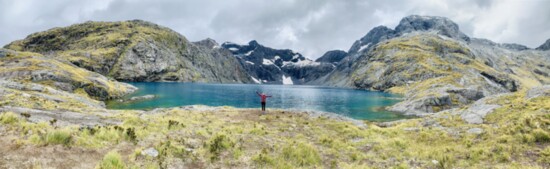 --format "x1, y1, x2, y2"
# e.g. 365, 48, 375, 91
1, 86, 548, 168
4, 20, 188, 77
0, 51, 134, 100
99, 151, 126, 169
354, 34, 500, 93
356, 34, 550, 98
0, 112, 19, 125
